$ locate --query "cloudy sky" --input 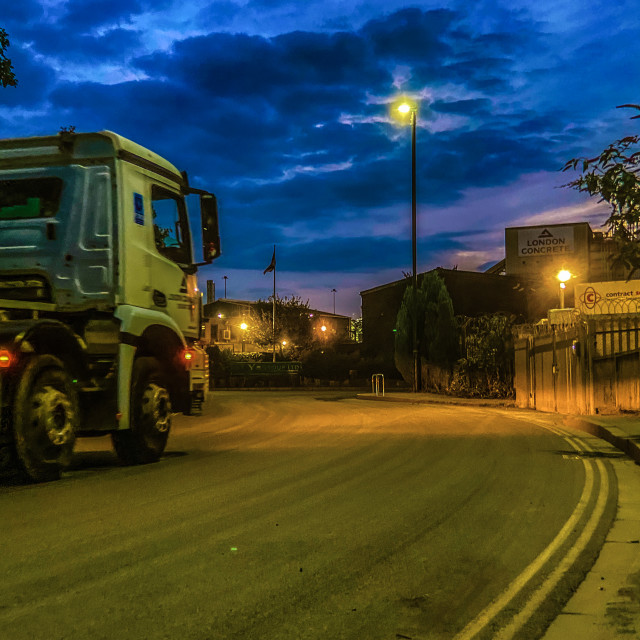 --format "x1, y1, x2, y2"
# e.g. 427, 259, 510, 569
1, 0, 638, 316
